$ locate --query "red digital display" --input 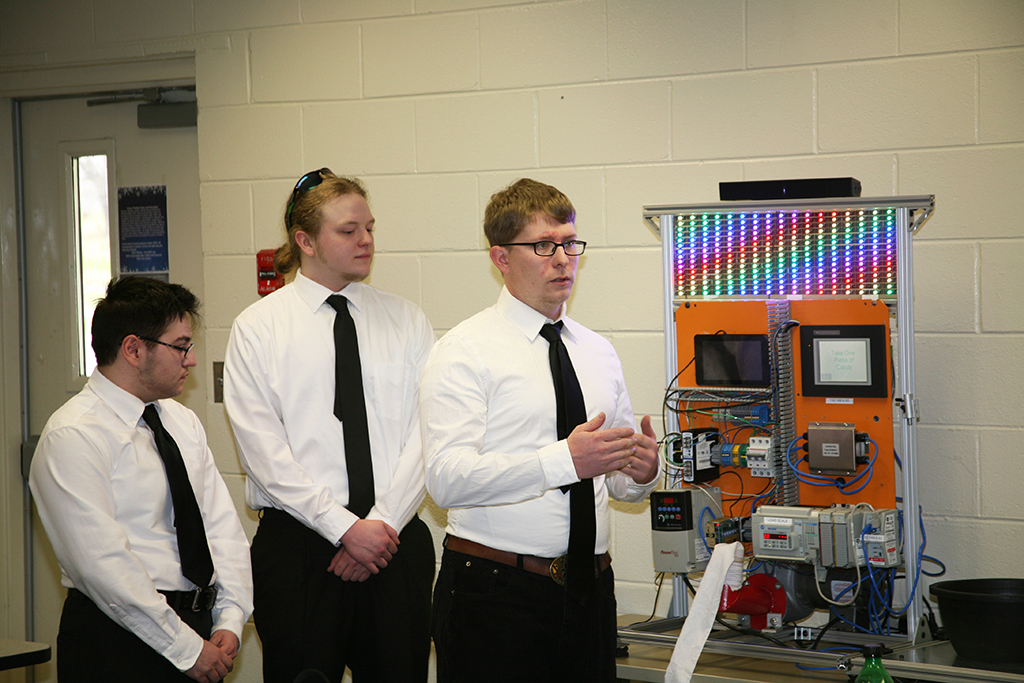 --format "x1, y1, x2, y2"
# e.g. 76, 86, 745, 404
764, 533, 787, 540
